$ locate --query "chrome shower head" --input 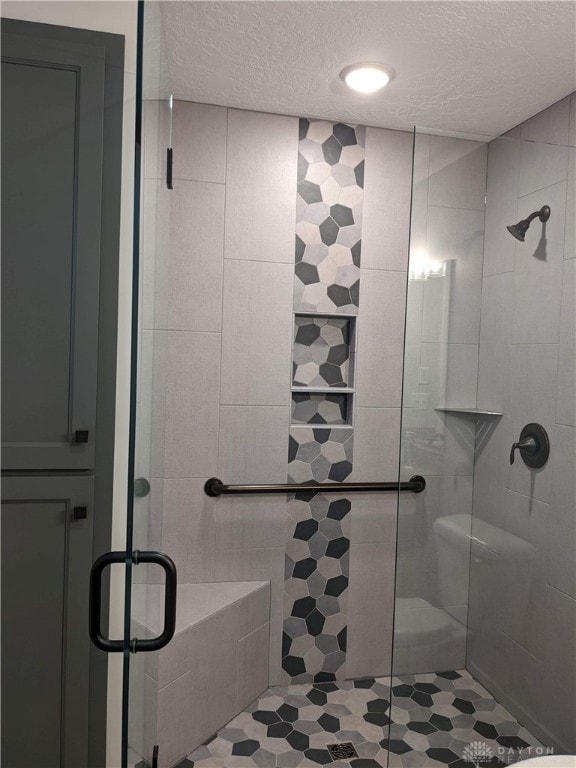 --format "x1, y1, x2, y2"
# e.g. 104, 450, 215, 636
507, 205, 550, 242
